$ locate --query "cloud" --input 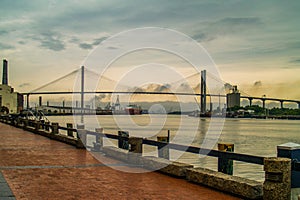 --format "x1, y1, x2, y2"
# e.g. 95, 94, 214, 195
107, 46, 118, 50
78, 36, 108, 50
33, 32, 65, 51
18, 41, 26, 45
18, 83, 31, 88
192, 32, 215, 42
92, 37, 107, 46
69, 37, 80, 44
253, 81, 262, 87
212, 17, 262, 34
290, 59, 300, 63
216, 17, 262, 27
224, 83, 234, 92
79, 43, 93, 50
0, 42, 15, 50
0, 30, 8, 35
